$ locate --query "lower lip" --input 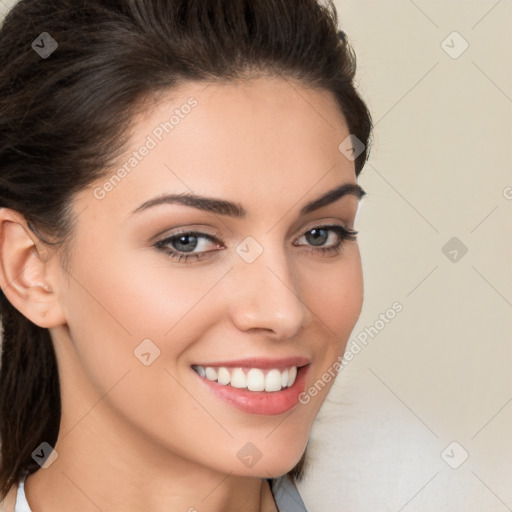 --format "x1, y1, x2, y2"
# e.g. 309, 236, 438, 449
193, 365, 310, 415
